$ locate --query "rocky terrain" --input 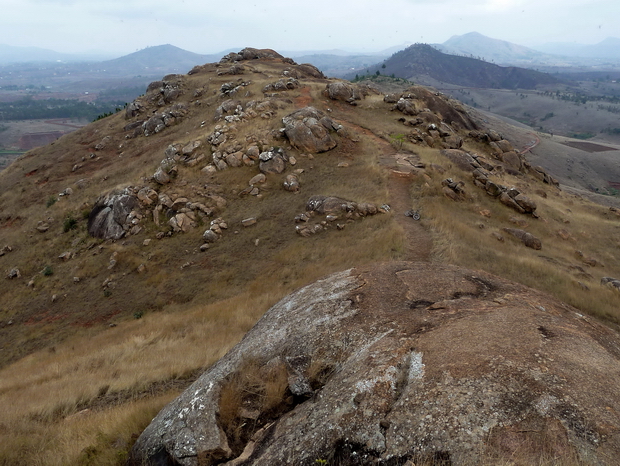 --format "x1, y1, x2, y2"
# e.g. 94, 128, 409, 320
1, 48, 620, 465
129, 262, 620, 466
